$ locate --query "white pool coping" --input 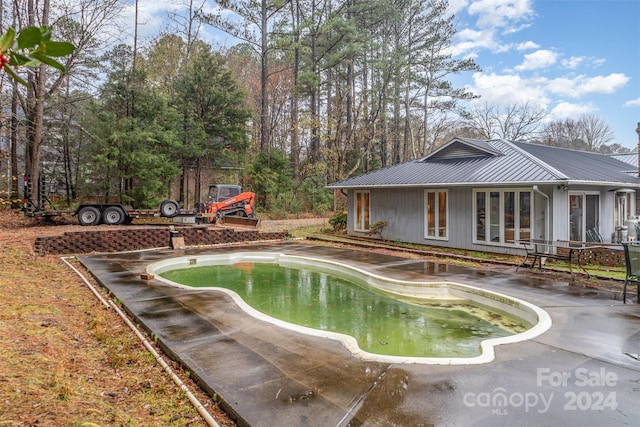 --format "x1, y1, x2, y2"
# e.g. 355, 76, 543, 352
147, 252, 552, 365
